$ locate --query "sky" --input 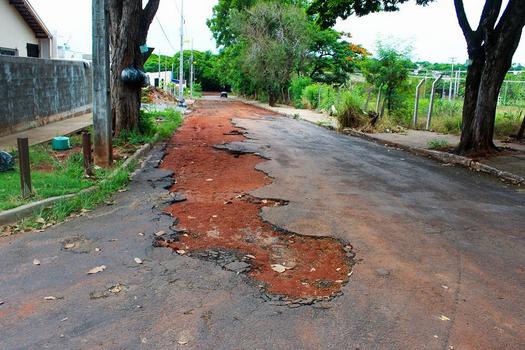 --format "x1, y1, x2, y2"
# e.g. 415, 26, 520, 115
29, 0, 524, 64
